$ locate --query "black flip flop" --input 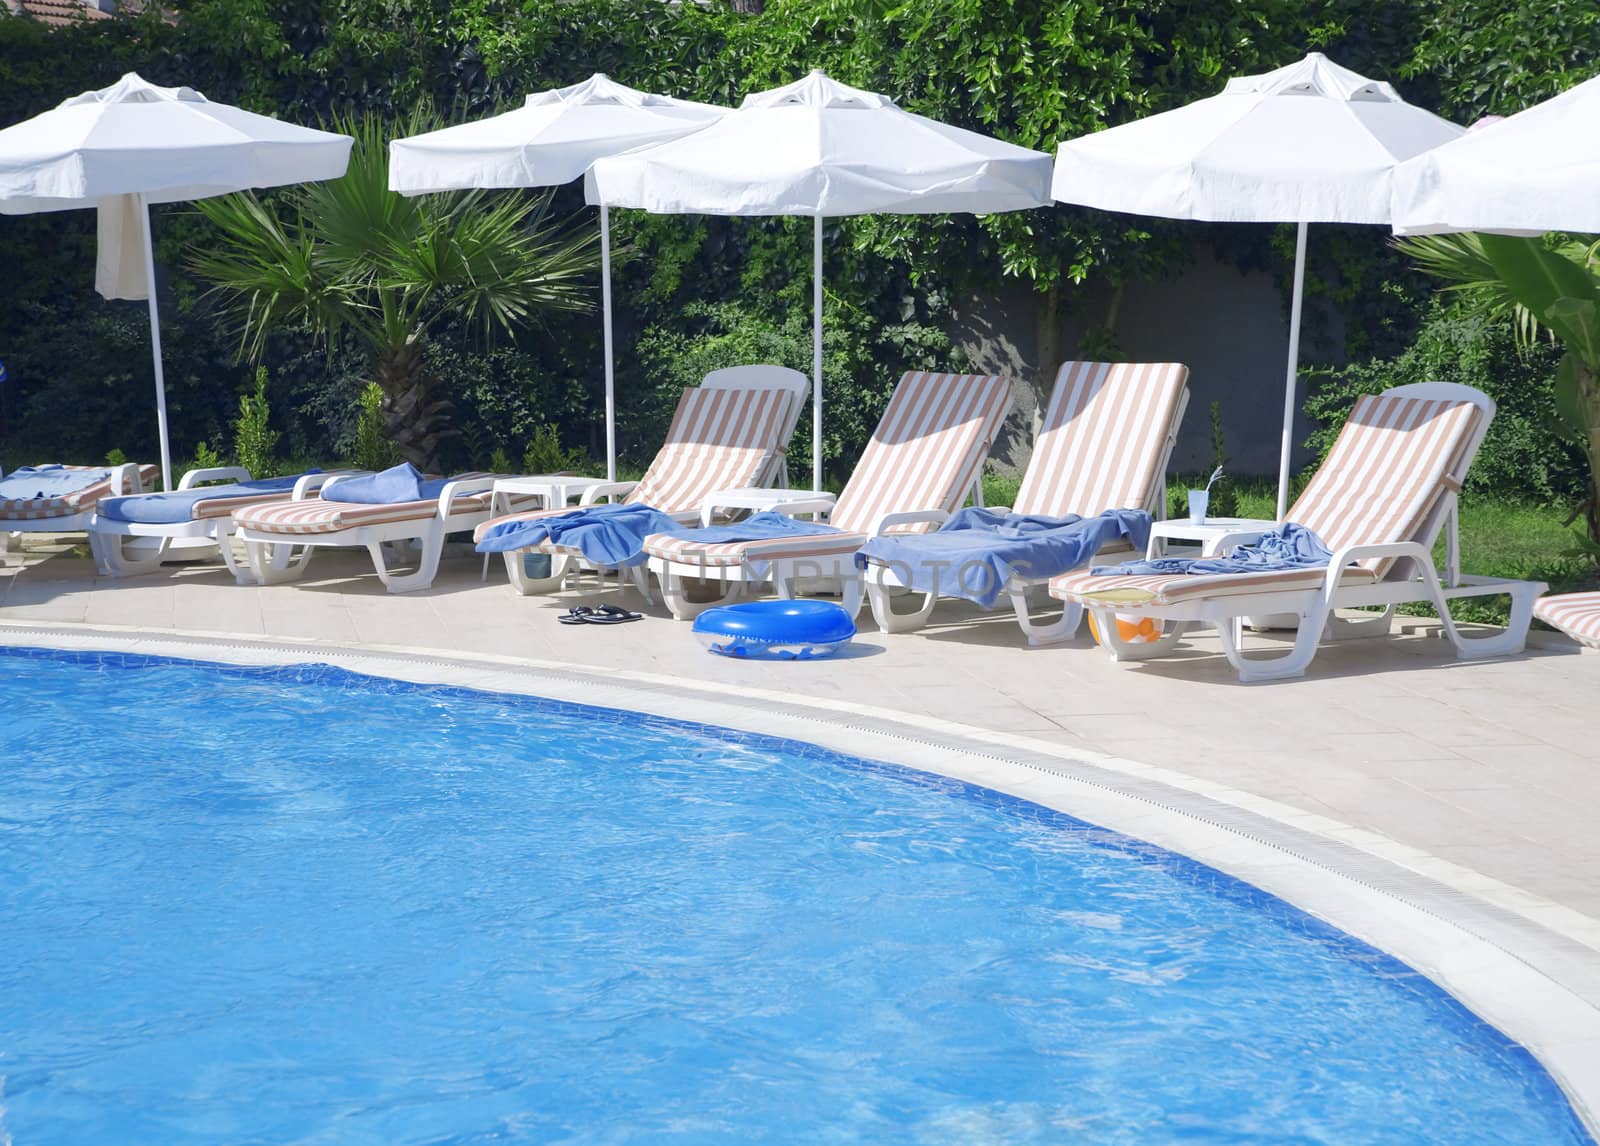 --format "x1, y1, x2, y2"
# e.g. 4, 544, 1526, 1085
583, 603, 643, 625
557, 606, 596, 626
